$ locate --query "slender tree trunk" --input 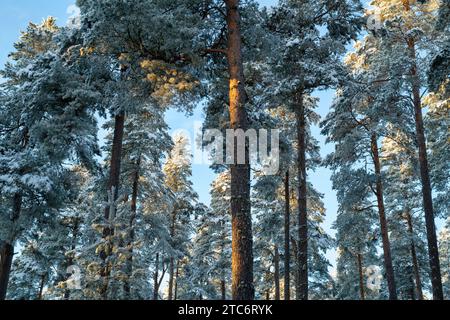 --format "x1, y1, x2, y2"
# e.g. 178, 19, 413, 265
153, 253, 160, 301
168, 211, 176, 301
284, 171, 291, 300
265, 290, 270, 301
37, 274, 46, 300
100, 111, 126, 300
124, 157, 140, 298
225, 0, 254, 300
0, 242, 14, 301
357, 253, 365, 300
221, 232, 227, 301
104, 112, 126, 220
168, 258, 175, 300
64, 219, 80, 300
295, 91, 308, 300
371, 133, 397, 300
291, 238, 299, 299
402, 0, 443, 300
404, 211, 424, 300
221, 279, 226, 300
0, 193, 22, 300
174, 261, 179, 301
274, 245, 280, 300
